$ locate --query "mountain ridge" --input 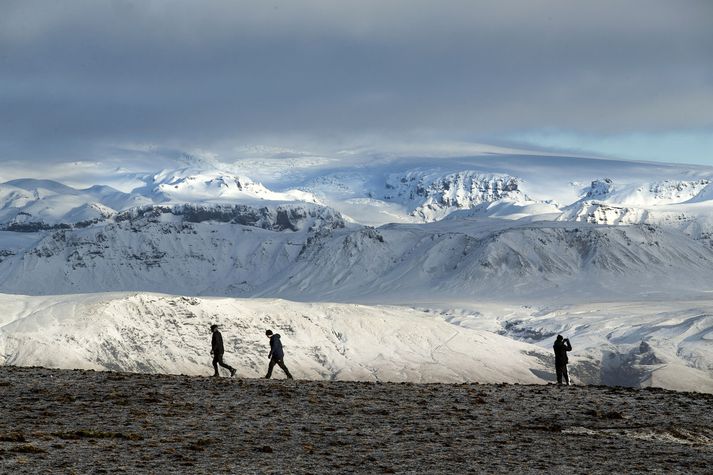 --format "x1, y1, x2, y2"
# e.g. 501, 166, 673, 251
2, 154, 713, 392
